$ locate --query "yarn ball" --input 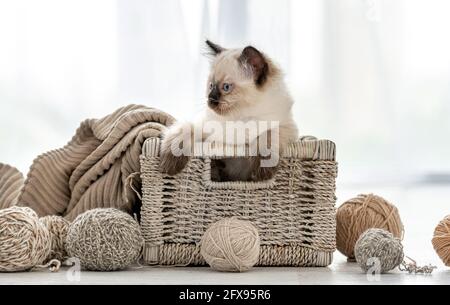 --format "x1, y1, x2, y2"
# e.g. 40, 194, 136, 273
65, 208, 144, 271
354, 228, 404, 273
200, 217, 260, 272
336, 194, 404, 260
432, 215, 450, 266
0, 206, 51, 272
40, 215, 70, 261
